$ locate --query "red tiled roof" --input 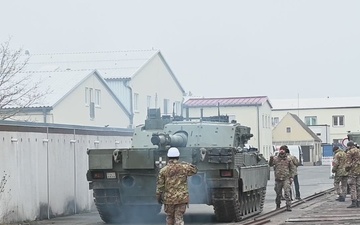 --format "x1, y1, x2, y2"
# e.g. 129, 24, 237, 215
183, 96, 271, 108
